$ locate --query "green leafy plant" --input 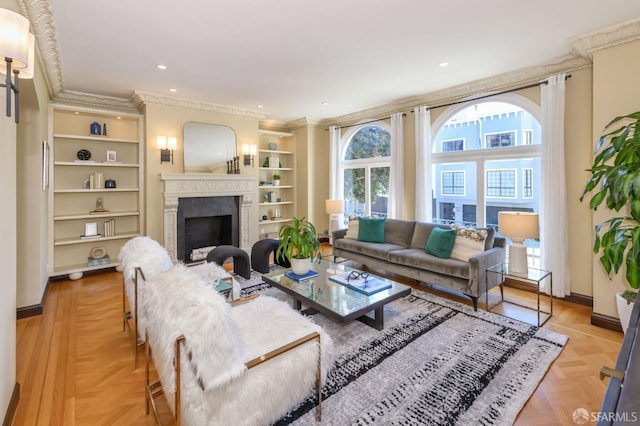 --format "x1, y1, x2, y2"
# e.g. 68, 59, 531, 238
275, 217, 322, 262
272, 173, 281, 181
580, 111, 640, 298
